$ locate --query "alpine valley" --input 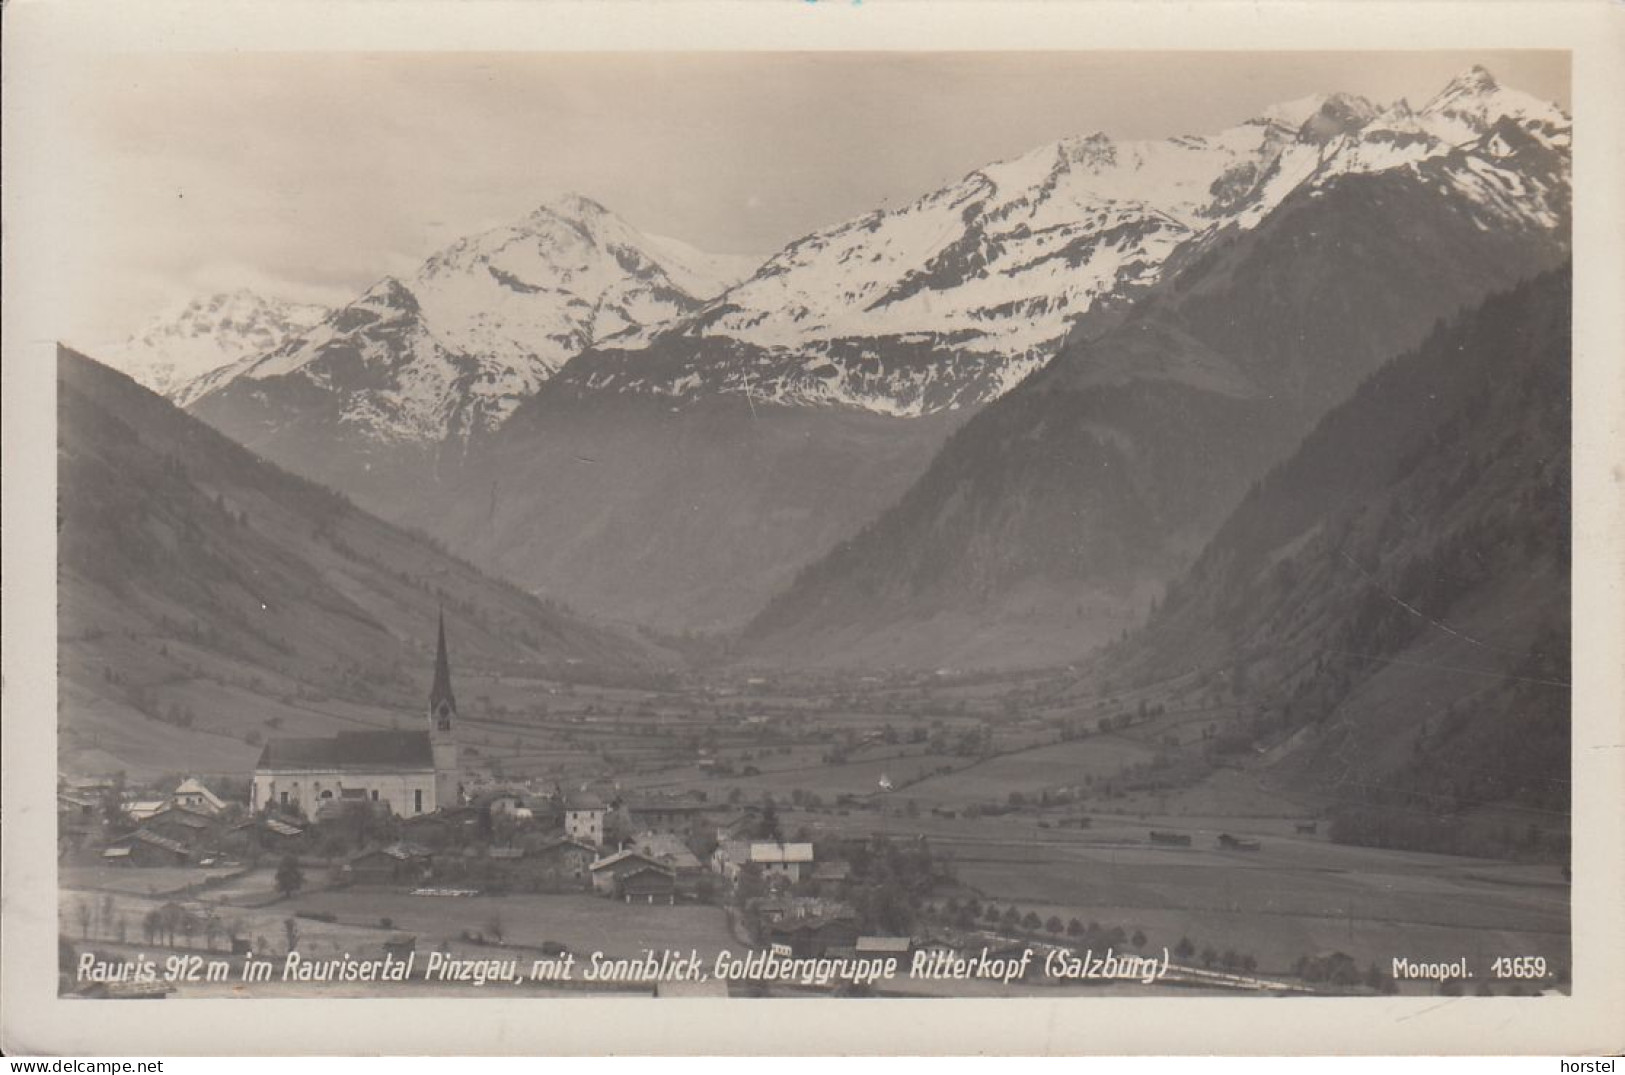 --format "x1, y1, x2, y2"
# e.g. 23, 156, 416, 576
52, 60, 1578, 996
172, 66, 1569, 658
